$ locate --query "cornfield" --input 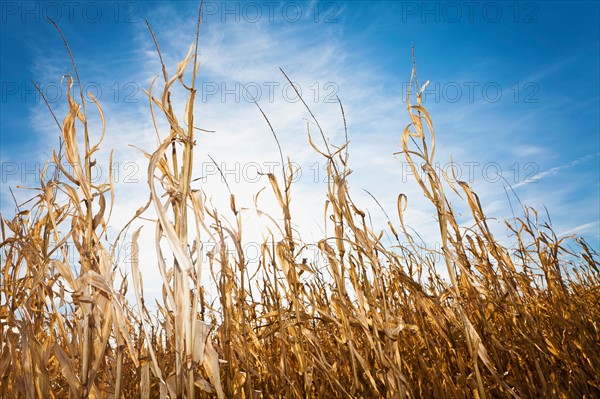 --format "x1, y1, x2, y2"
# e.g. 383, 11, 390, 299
1, 13, 599, 399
